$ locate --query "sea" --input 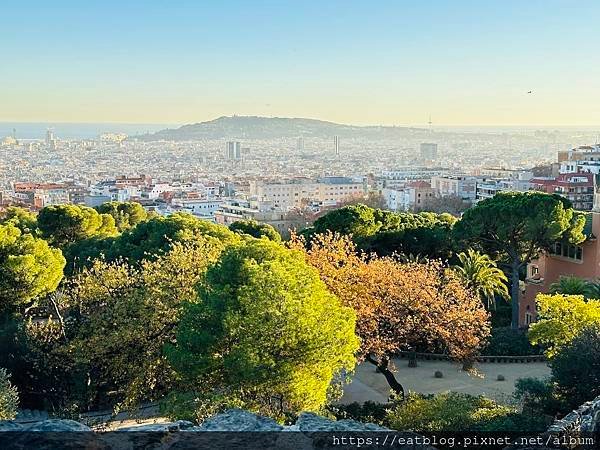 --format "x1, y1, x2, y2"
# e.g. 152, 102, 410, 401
0, 122, 179, 140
